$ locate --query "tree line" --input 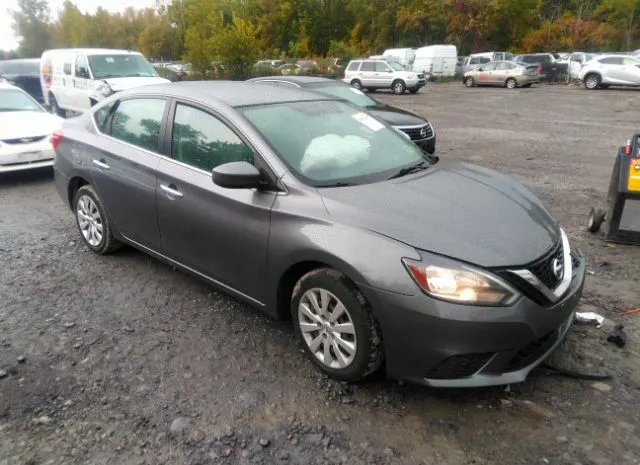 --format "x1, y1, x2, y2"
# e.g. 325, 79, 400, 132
7, 0, 640, 75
